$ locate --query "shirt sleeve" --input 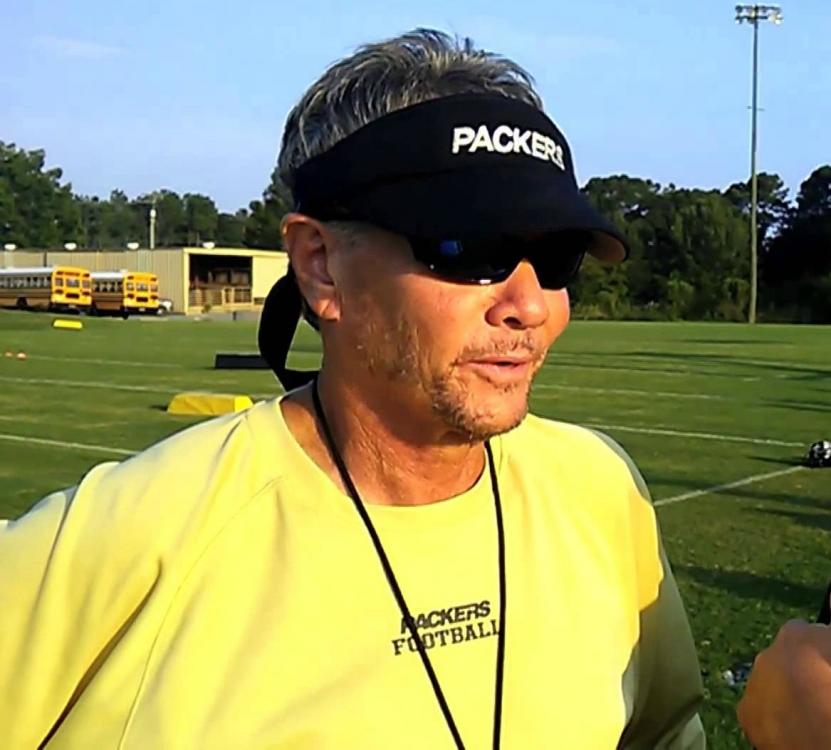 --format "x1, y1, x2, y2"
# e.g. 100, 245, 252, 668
618, 542, 707, 749
590, 430, 706, 750
0, 465, 162, 750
